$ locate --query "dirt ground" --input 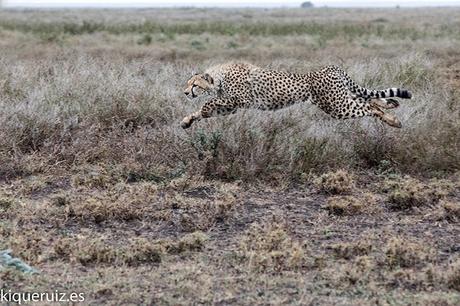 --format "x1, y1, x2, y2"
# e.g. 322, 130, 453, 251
0, 170, 459, 305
